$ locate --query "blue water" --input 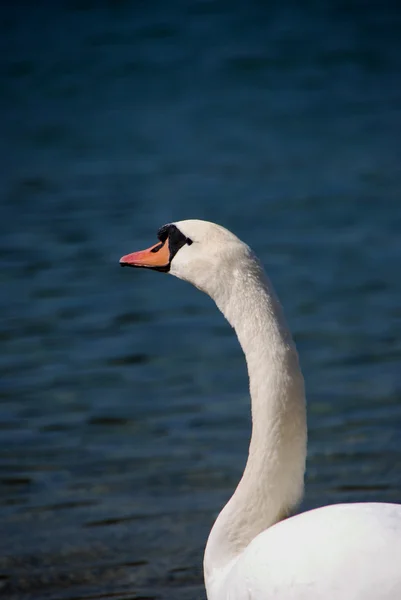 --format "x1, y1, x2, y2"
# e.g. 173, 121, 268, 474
1, 2, 401, 599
